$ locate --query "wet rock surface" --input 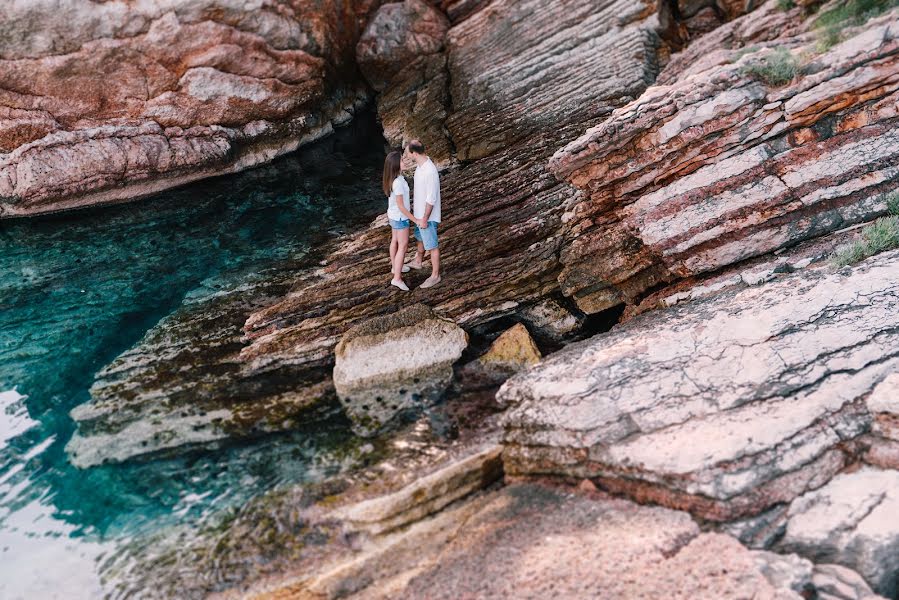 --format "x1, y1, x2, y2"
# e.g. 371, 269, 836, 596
0, 0, 382, 217
62, 115, 387, 467
333, 304, 468, 437
500, 251, 899, 522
